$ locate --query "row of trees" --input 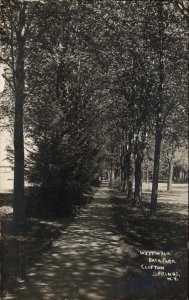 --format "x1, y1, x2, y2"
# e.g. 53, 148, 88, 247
0, 0, 188, 225
93, 0, 188, 213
